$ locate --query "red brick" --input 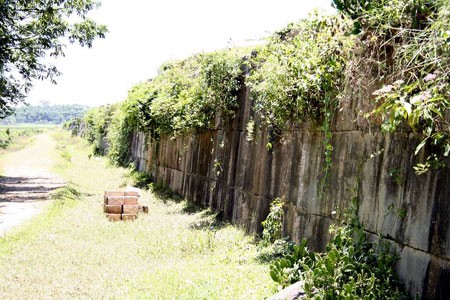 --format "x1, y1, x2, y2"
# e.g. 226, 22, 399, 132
122, 214, 137, 221
123, 205, 139, 214
106, 214, 121, 221
107, 196, 126, 205
104, 191, 125, 197
125, 191, 140, 197
105, 205, 122, 214
104, 191, 125, 204
124, 196, 138, 205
